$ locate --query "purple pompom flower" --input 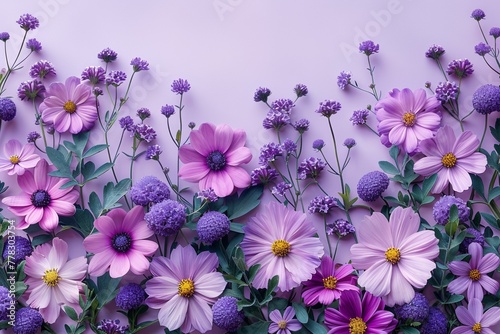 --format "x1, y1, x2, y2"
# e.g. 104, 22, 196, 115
432, 195, 470, 226
161, 104, 175, 117
357, 171, 389, 202
337, 71, 351, 90
0, 32, 10, 42
326, 218, 355, 237
13, 307, 44, 334
17, 14, 39, 31
98, 48, 118, 63
116, 283, 146, 311
97, 319, 129, 334
490, 27, 500, 38
145, 199, 186, 236
171, 78, 190, 94
343, 138, 356, 148
271, 98, 295, 113
394, 292, 430, 323
2, 235, 33, 266
0, 286, 13, 321
472, 84, 500, 114
253, 87, 271, 102
447, 59, 474, 78
281, 139, 297, 155
312, 139, 325, 151
145, 144, 162, 160
359, 40, 380, 55
27, 131, 41, 143
308, 195, 337, 214
81, 66, 106, 85
212, 296, 244, 332
29, 60, 56, 79
460, 227, 486, 253
196, 211, 231, 244
119, 116, 135, 131
25, 38, 42, 52
250, 166, 278, 186
0, 98, 16, 121
293, 118, 310, 133
420, 307, 447, 334
316, 99, 341, 117
130, 57, 149, 72
129, 176, 170, 207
